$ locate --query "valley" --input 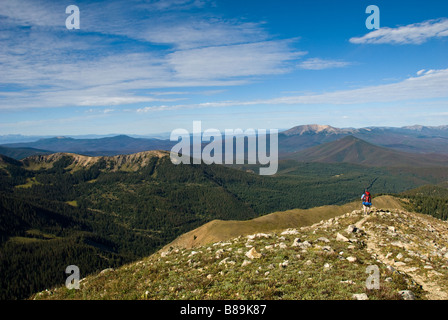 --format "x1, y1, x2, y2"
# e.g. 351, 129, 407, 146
1, 124, 448, 300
